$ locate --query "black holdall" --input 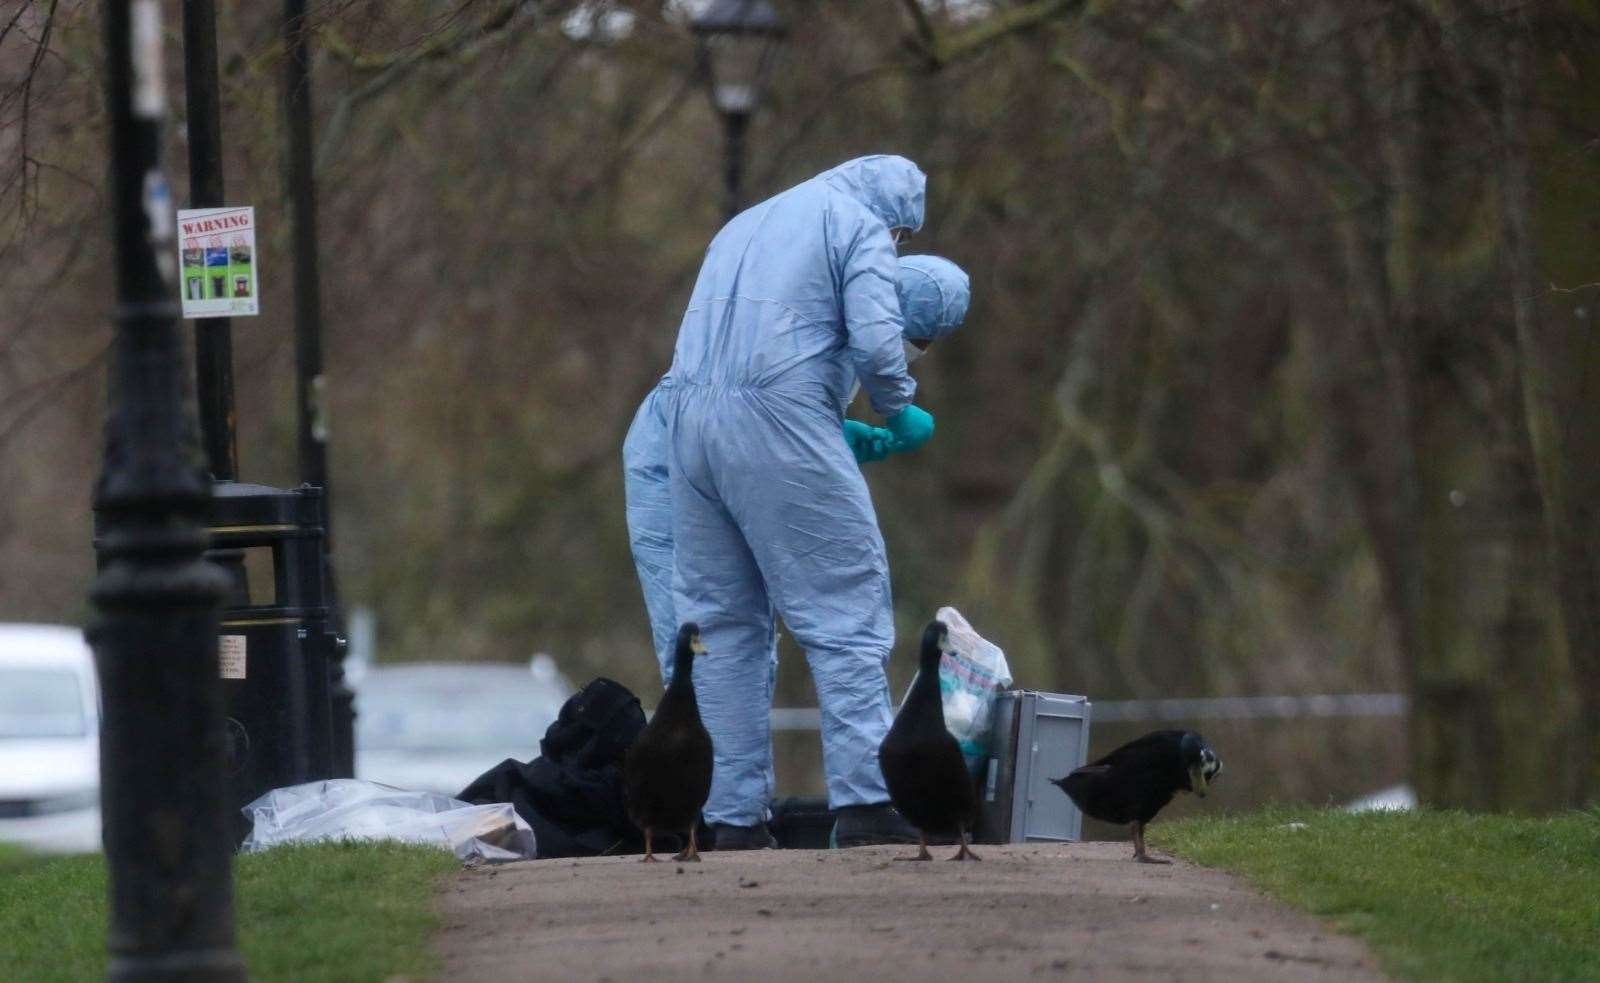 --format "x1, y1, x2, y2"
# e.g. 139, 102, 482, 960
457, 677, 648, 858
